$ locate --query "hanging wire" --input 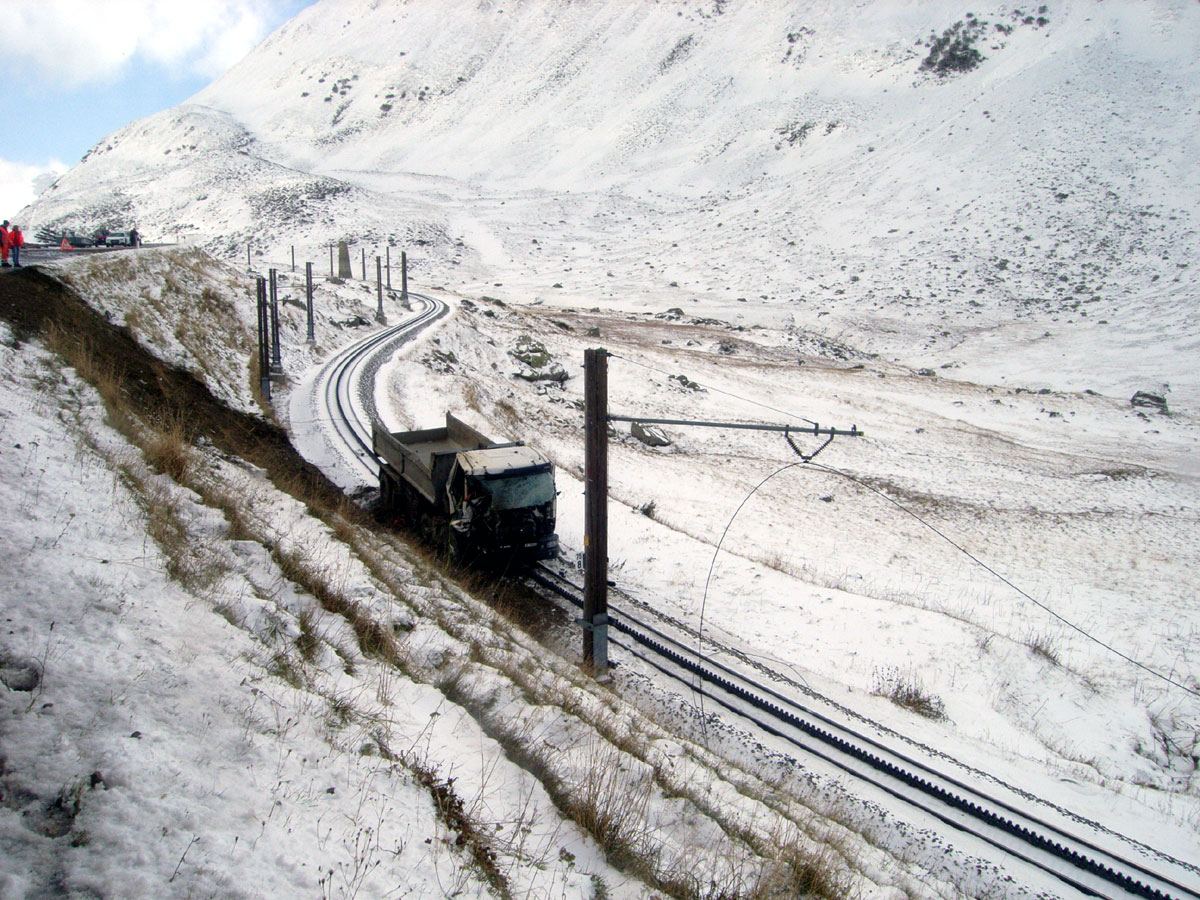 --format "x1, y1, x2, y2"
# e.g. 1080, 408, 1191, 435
610, 351, 819, 426
695, 461, 803, 732
805, 460, 1200, 702
614, 351, 1196, 706
694, 449, 1199, 728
